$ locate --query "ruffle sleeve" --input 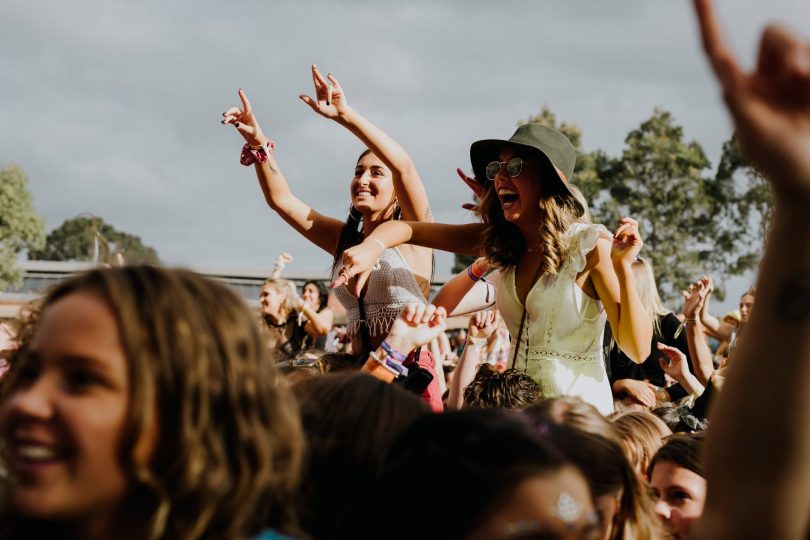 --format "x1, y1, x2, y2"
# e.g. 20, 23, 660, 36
567, 222, 611, 275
